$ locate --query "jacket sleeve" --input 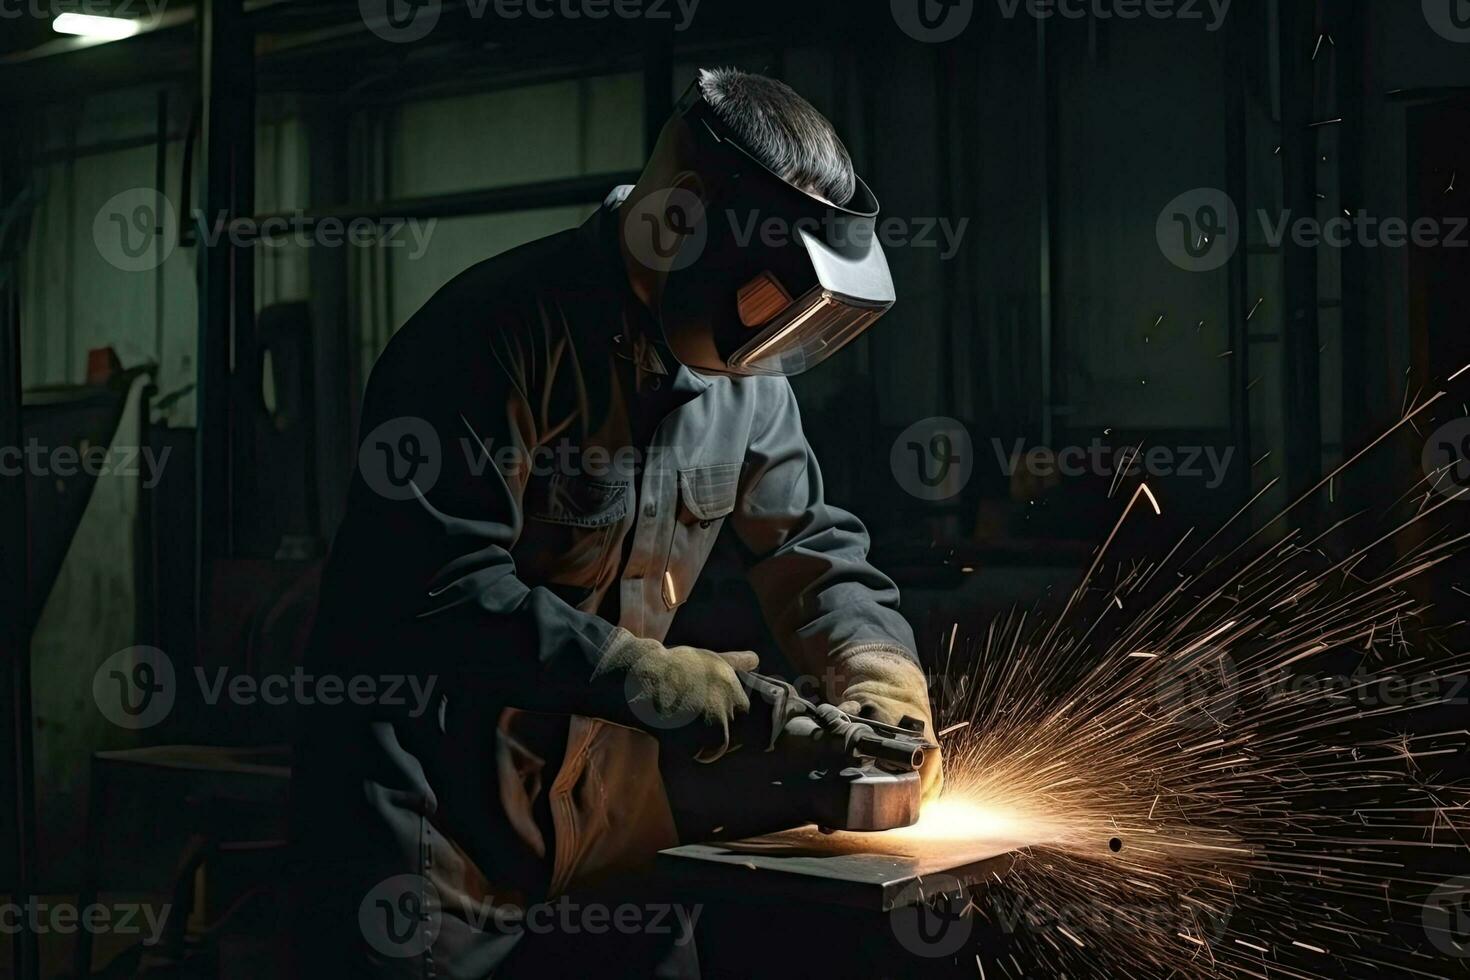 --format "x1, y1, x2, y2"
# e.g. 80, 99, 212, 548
728, 378, 920, 697
314, 311, 640, 727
